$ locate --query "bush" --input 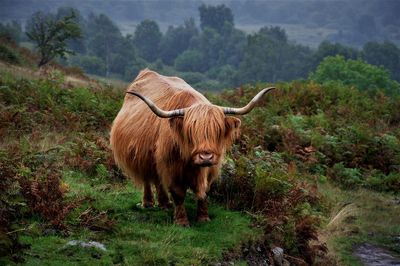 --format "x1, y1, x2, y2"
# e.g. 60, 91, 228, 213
212, 144, 324, 263
178, 71, 206, 85
19, 171, 77, 230
366, 170, 400, 192
70, 55, 106, 76
310, 55, 400, 95
124, 58, 146, 81
0, 43, 21, 65
174, 50, 206, 72
330, 163, 363, 188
